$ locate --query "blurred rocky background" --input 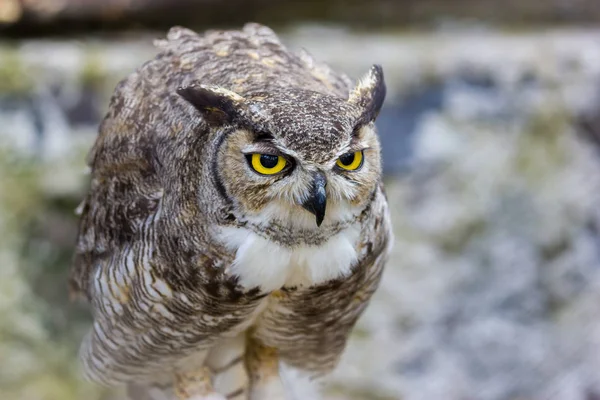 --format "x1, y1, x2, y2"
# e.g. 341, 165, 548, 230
2, 1, 600, 400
